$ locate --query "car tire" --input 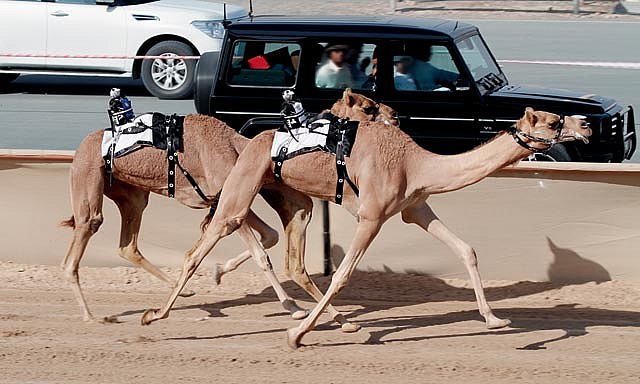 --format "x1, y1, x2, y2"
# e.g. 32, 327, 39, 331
194, 51, 219, 115
141, 41, 196, 99
0, 73, 19, 85
525, 144, 572, 162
